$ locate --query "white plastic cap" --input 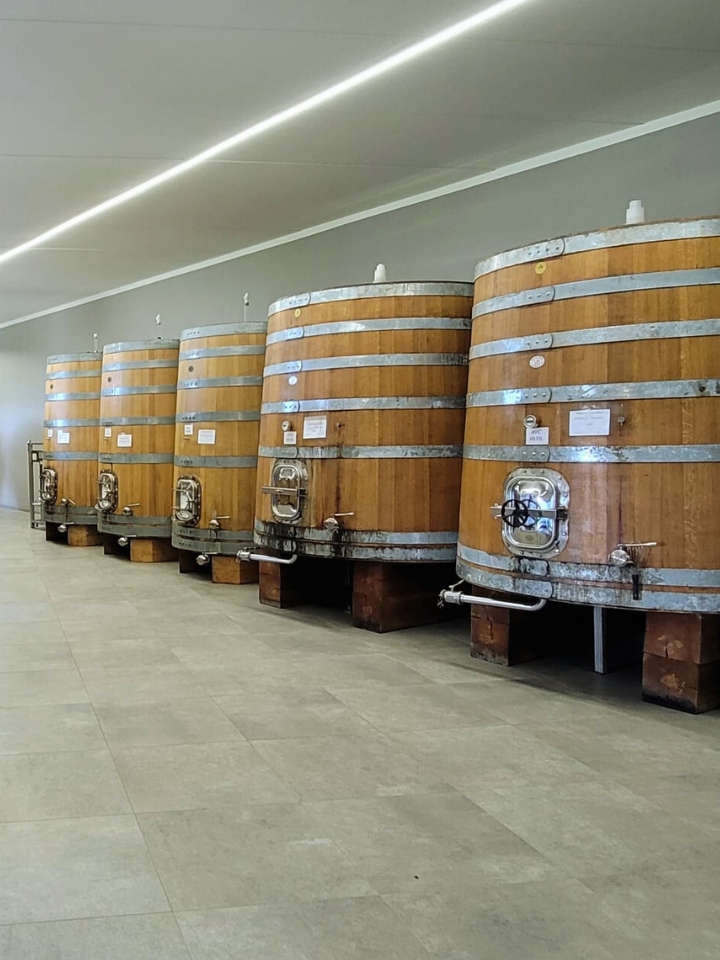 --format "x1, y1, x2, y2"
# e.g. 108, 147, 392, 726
373, 263, 388, 283
625, 200, 646, 225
